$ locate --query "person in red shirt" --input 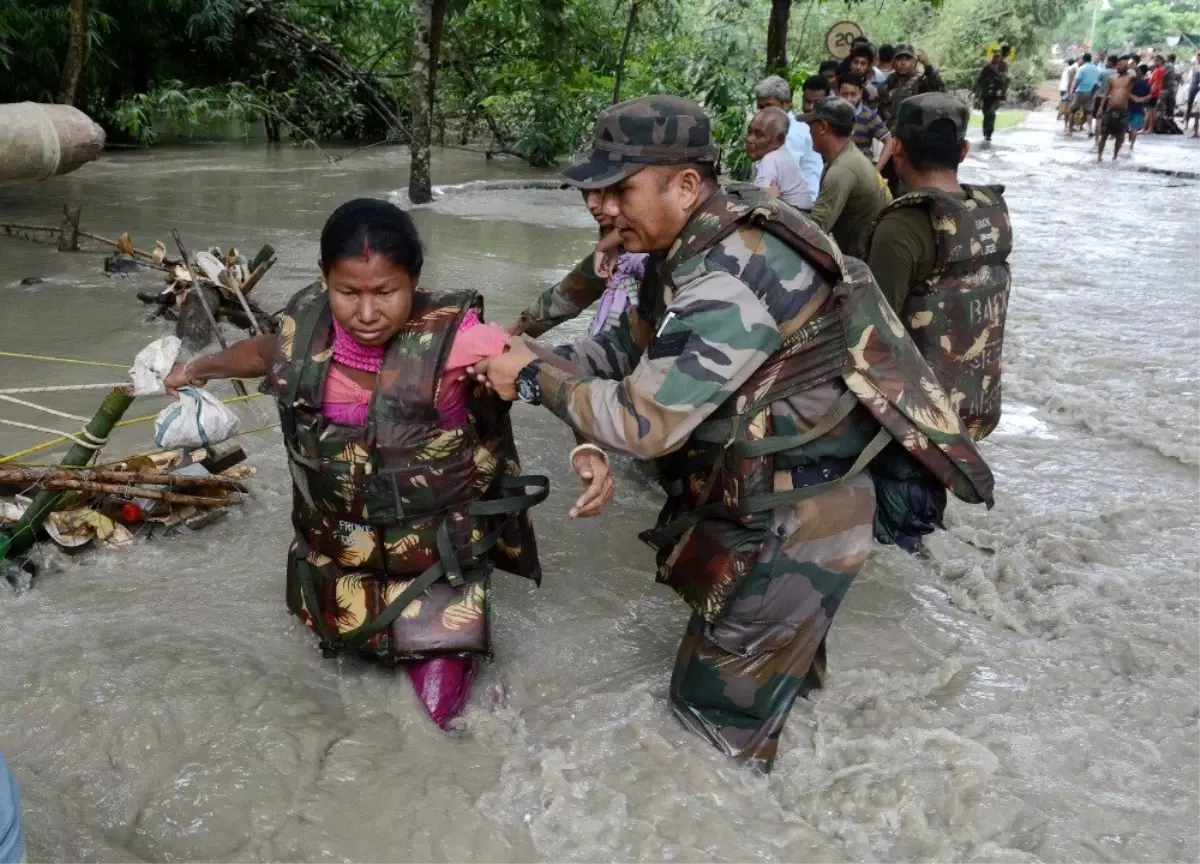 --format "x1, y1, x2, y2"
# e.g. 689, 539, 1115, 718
1145, 54, 1166, 133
